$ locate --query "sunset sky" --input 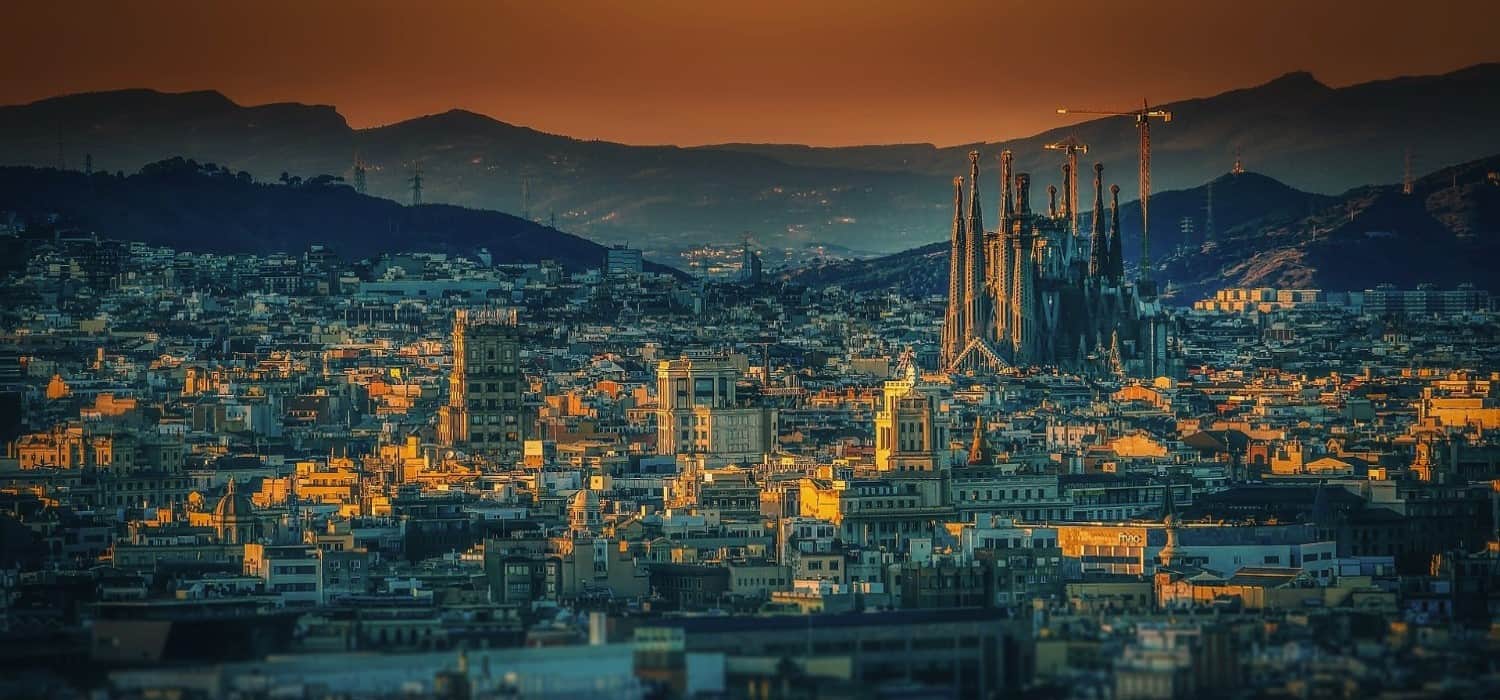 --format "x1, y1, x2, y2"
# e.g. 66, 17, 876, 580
4, 0, 1497, 146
